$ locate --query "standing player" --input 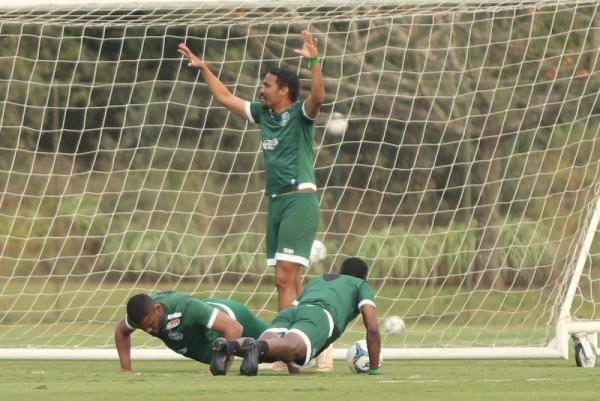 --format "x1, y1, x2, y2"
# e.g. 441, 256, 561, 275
178, 30, 331, 370
114, 291, 267, 374
209, 257, 382, 376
